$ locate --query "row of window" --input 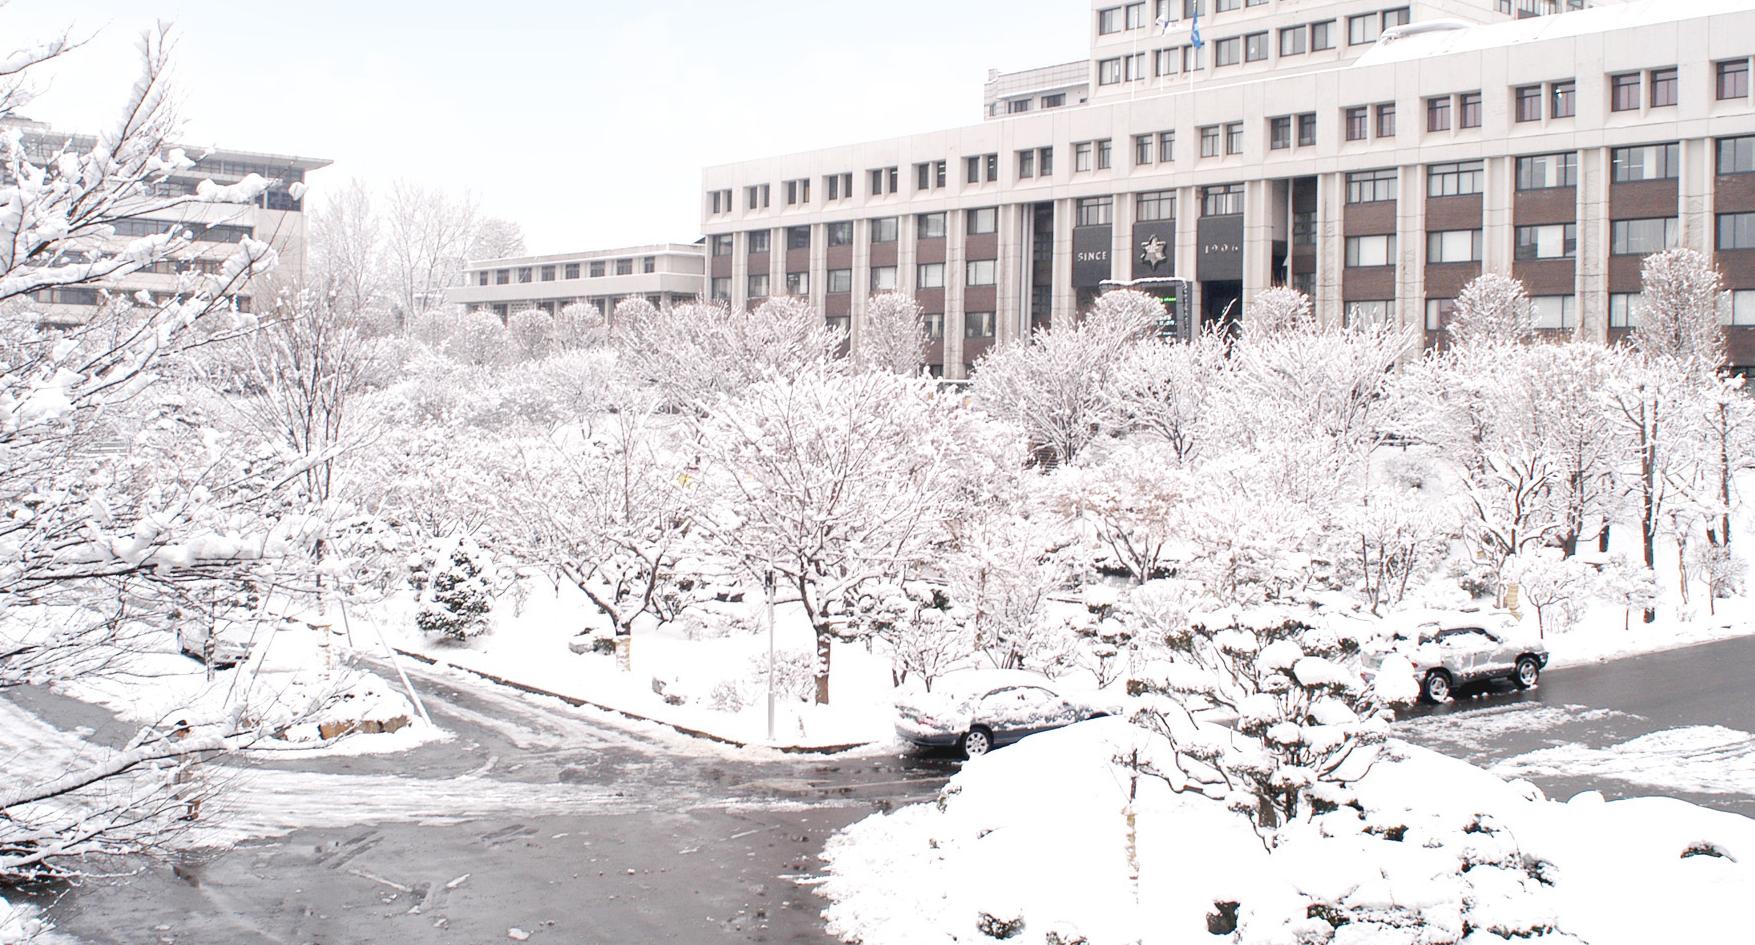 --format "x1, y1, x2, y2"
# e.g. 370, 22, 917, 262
1343, 216, 1684, 269
474, 256, 656, 286
998, 92, 1069, 116
110, 219, 255, 242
